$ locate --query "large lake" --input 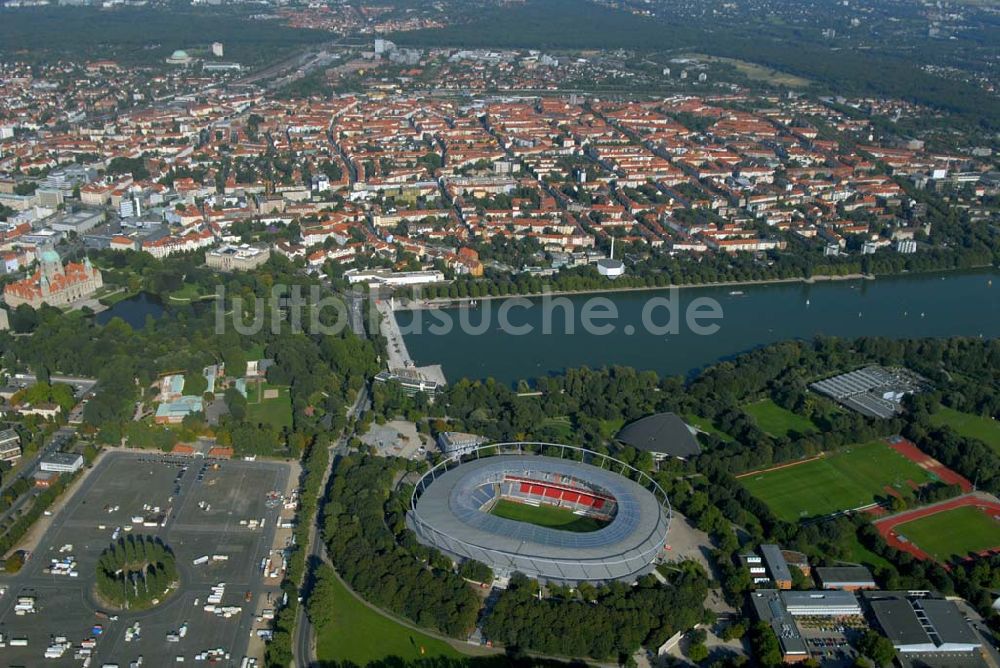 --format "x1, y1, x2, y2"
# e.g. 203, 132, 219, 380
396, 269, 1000, 385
